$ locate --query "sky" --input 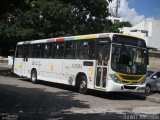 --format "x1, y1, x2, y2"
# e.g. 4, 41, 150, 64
109, 0, 160, 25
